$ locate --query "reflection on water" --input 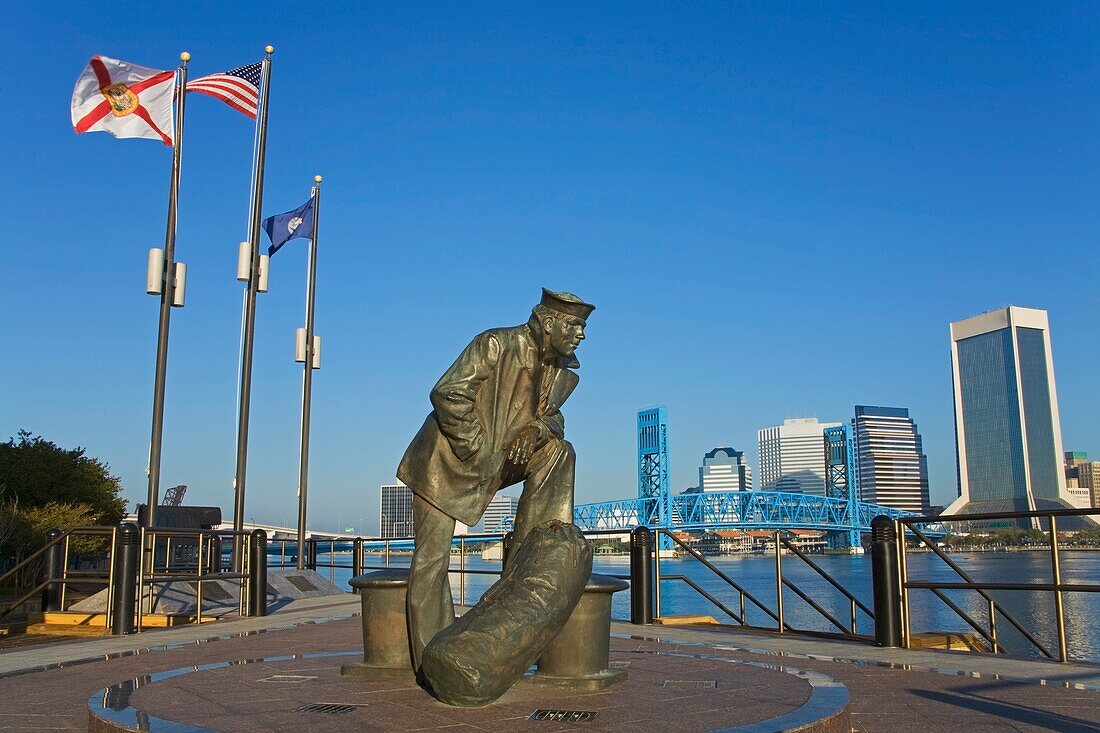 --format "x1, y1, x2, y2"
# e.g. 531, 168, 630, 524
315, 549, 1100, 663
